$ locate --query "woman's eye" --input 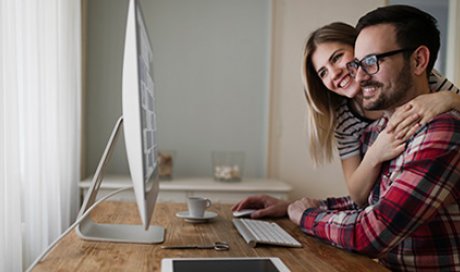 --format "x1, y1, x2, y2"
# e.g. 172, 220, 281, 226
318, 70, 327, 78
331, 53, 343, 63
